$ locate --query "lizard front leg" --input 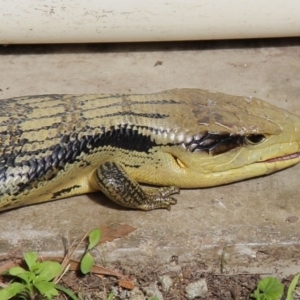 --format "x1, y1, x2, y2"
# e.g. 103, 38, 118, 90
93, 161, 179, 210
